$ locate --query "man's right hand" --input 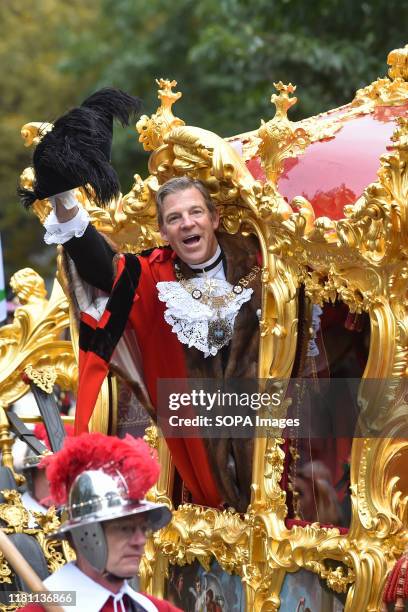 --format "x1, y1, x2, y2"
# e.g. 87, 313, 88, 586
54, 197, 79, 222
